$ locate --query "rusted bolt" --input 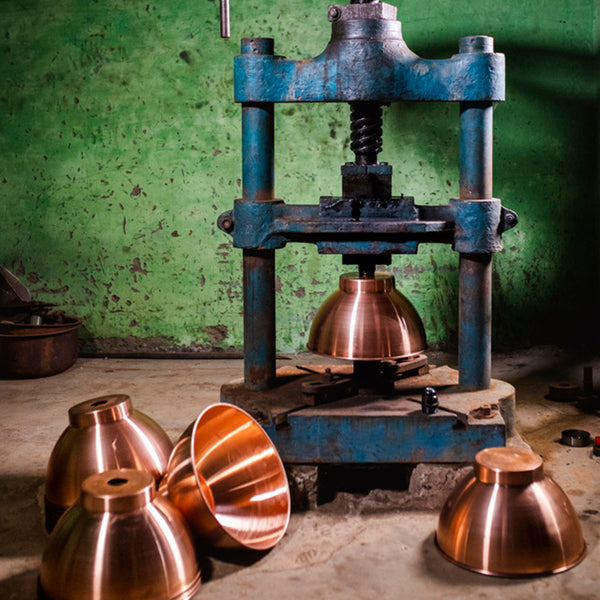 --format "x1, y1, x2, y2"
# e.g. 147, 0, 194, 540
328, 6, 341, 21
471, 404, 498, 419
421, 387, 438, 415
219, 215, 234, 233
